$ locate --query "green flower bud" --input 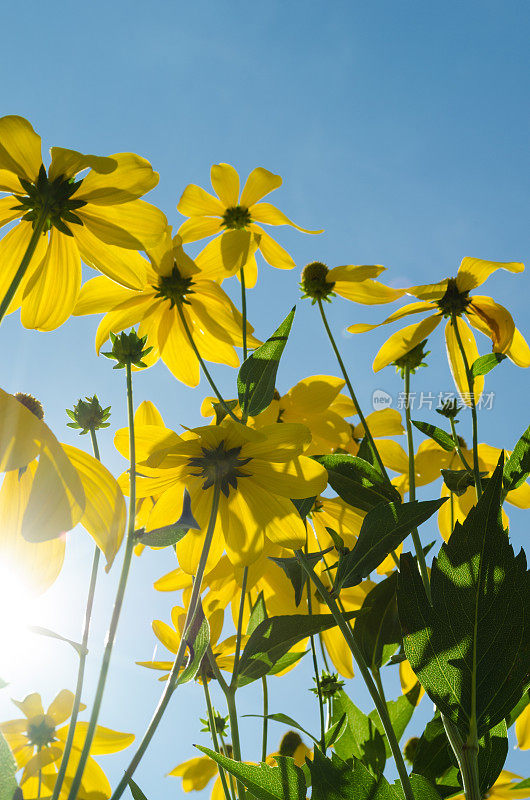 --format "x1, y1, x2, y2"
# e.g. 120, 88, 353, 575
200, 710, 229, 736
66, 395, 111, 435
393, 339, 430, 377
310, 670, 345, 700
300, 261, 336, 304
102, 330, 153, 370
